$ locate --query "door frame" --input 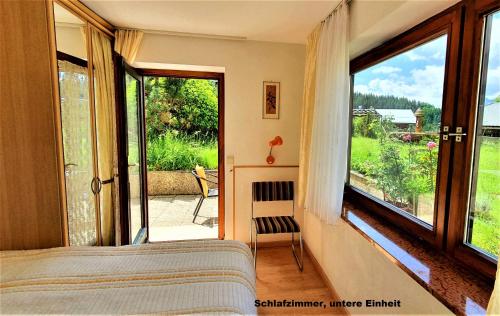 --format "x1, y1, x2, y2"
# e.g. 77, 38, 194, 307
138, 68, 226, 240
114, 54, 149, 244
